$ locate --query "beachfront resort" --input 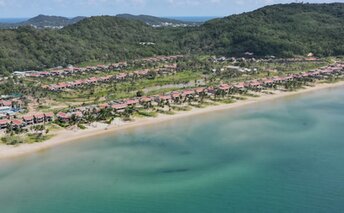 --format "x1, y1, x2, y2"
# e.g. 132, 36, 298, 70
0, 55, 343, 144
